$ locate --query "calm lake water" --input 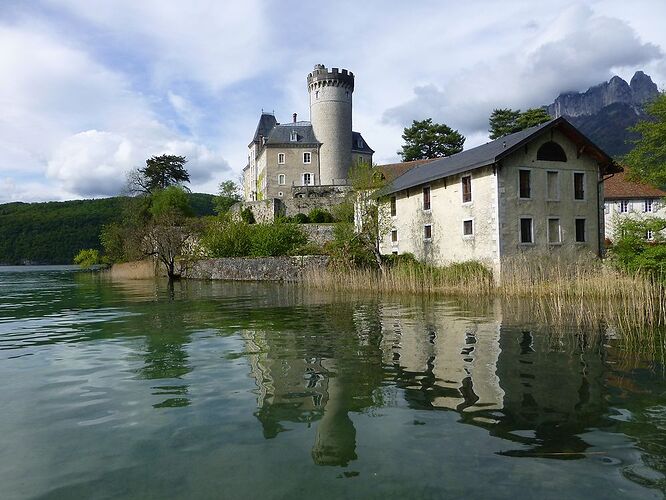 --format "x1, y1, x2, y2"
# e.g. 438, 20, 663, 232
1, 266, 665, 499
